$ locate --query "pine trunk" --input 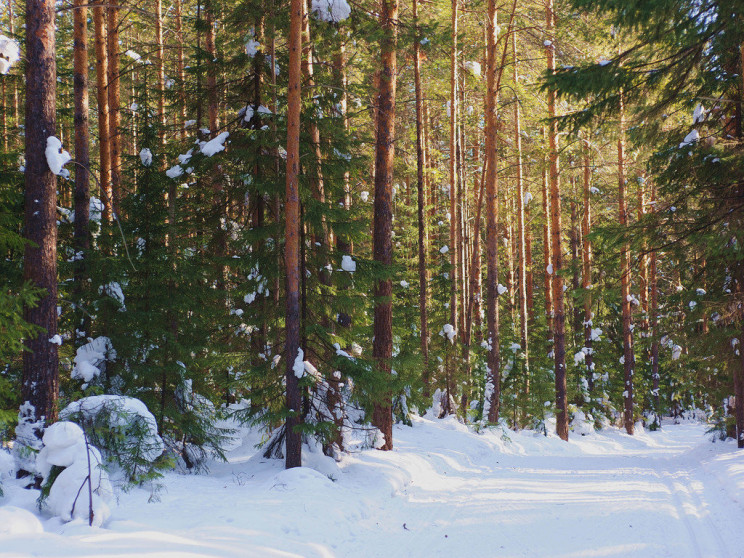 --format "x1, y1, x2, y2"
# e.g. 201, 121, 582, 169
93, 0, 110, 220
447, 0, 459, 412
284, 0, 304, 469
649, 182, 660, 425
413, 0, 430, 400
513, 30, 529, 378
22, 0, 59, 433
371, 0, 398, 450
546, 0, 568, 441
582, 139, 594, 391
106, 0, 121, 216
73, 0, 90, 336
618, 91, 635, 435
484, 0, 500, 423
